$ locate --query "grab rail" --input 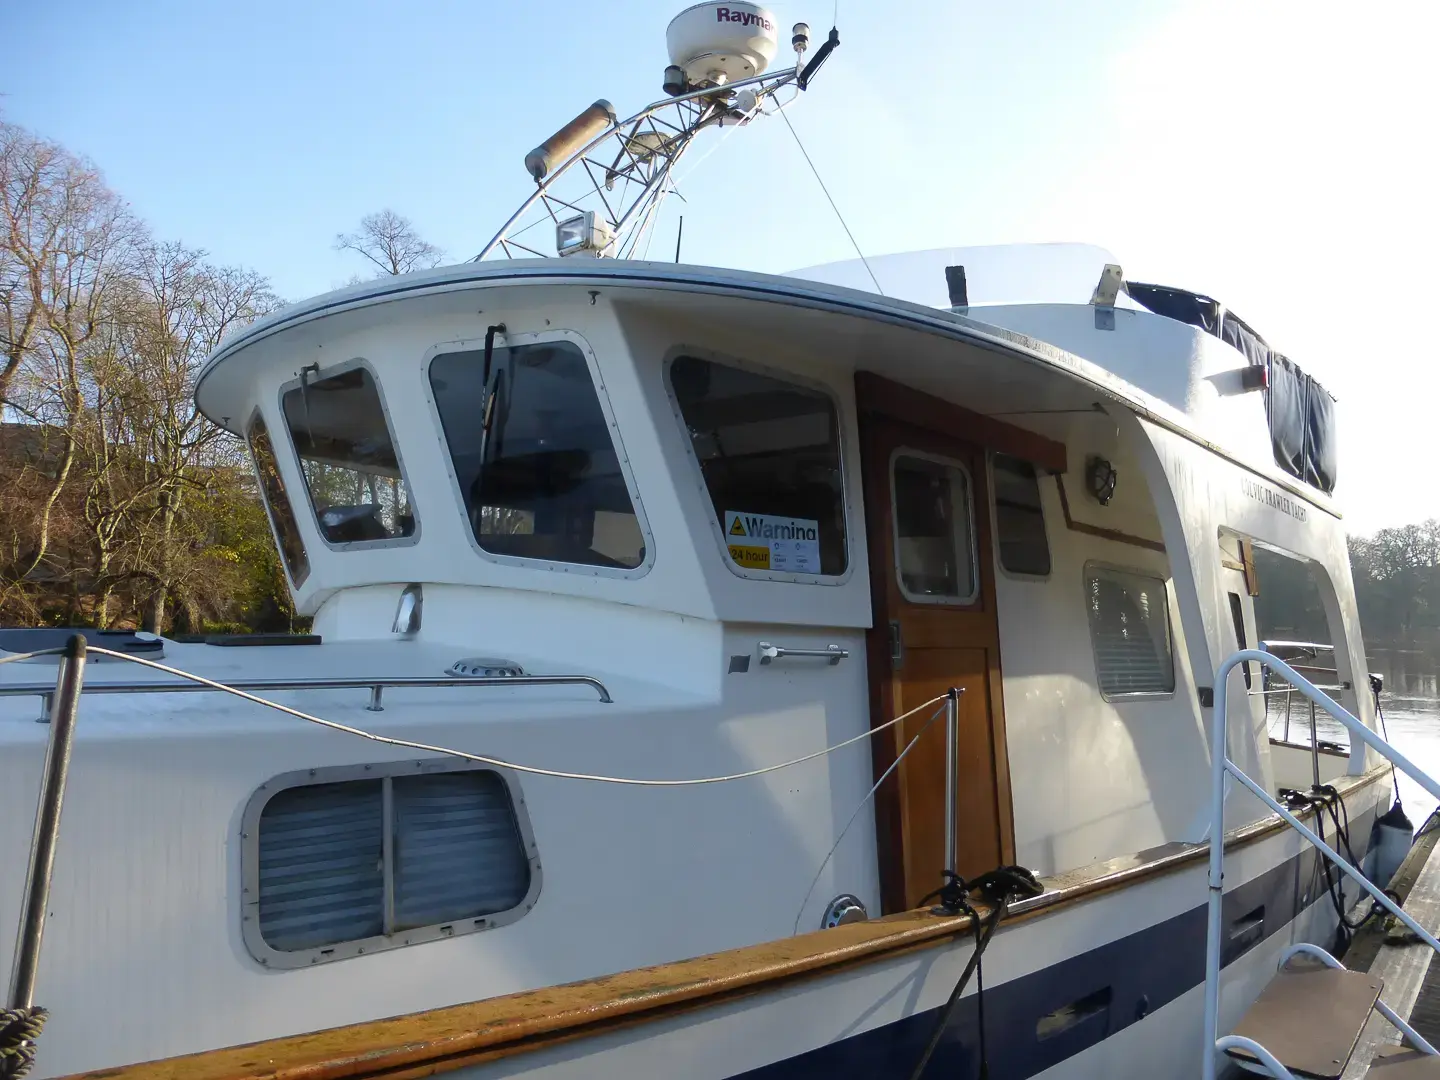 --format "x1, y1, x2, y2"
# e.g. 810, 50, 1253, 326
0, 663, 613, 720
1203, 649, 1440, 1080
